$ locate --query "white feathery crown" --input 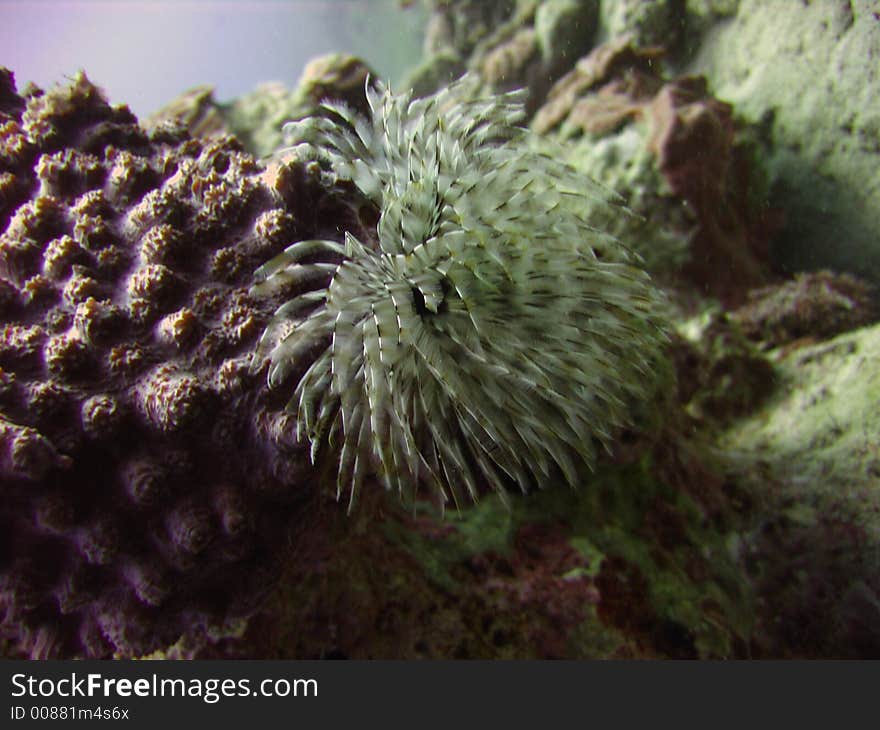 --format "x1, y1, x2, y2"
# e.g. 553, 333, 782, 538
251, 74, 669, 509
